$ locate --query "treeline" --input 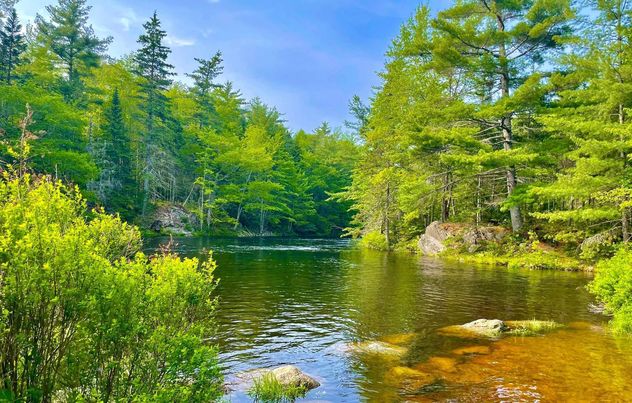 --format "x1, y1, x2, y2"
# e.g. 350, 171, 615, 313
345, 0, 632, 256
0, 0, 358, 236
